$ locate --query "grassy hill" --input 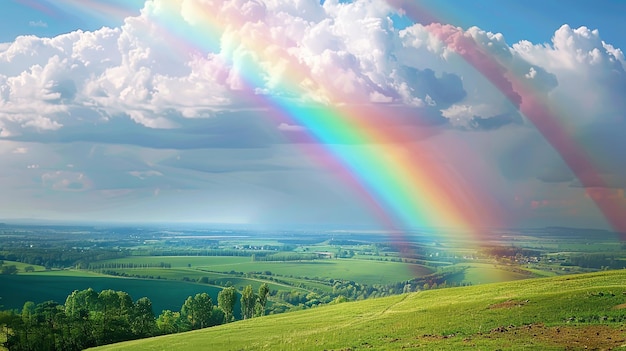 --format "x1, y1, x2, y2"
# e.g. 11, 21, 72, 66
91, 270, 626, 350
